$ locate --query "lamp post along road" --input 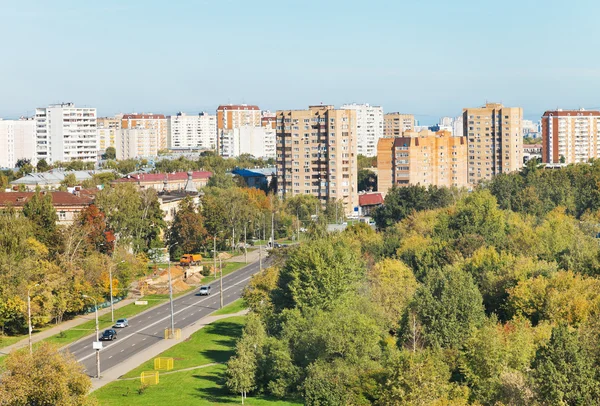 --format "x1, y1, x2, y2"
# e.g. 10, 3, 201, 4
83, 295, 100, 378
219, 256, 223, 309
213, 235, 217, 278
167, 242, 178, 338
244, 223, 248, 264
